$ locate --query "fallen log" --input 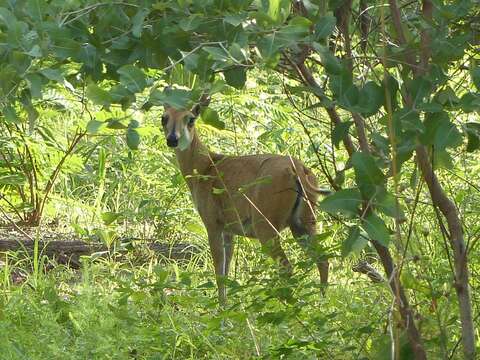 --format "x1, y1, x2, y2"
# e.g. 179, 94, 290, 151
0, 239, 202, 268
